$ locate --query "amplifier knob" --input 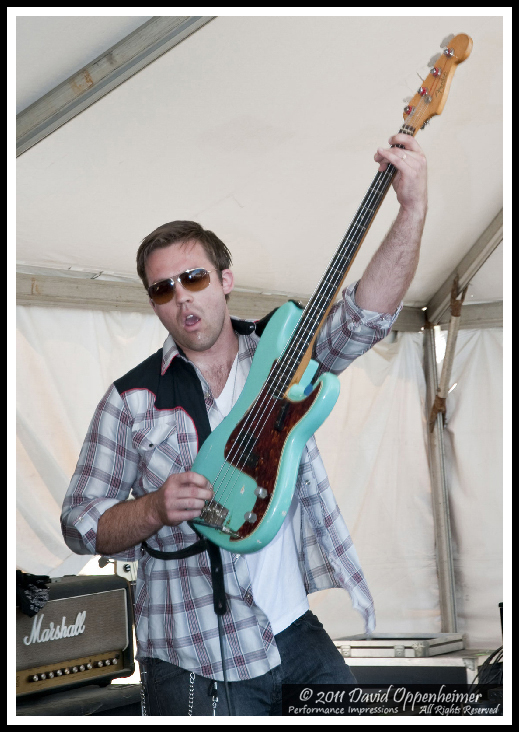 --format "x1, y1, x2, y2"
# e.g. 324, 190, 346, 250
64, 668, 70, 675
96, 661, 104, 668
104, 659, 111, 666
56, 669, 63, 676
72, 666, 78, 673
112, 658, 118, 665
39, 673, 47, 680
79, 665, 85, 672
31, 675, 39, 682
47, 671, 54, 679
86, 663, 92, 670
